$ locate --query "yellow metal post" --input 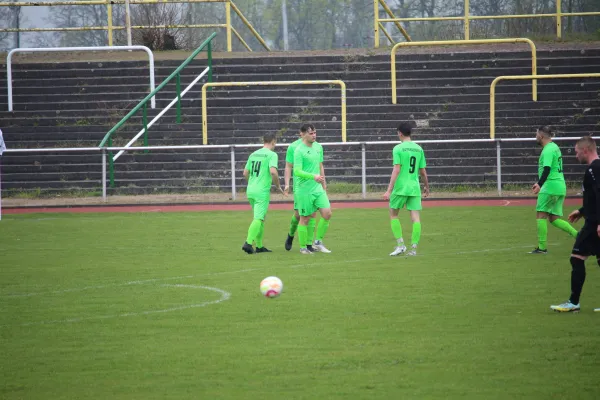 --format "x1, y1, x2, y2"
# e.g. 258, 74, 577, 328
225, 0, 232, 52
464, 0, 470, 40
374, 0, 380, 48
106, 0, 113, 45
202, 85, 208, 144
391, 39, 538, 104
378, 0, 411, 42
340, 81, 347, 142
556, 0, 562, 39
229, 1, 270, 51
490, 73, 600, 138
202, 80, 347, 144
